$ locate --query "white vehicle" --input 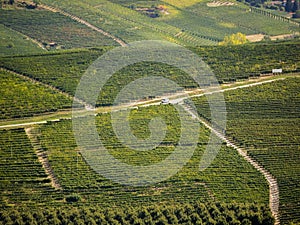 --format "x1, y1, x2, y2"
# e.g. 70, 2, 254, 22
161, 98, 170, 104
